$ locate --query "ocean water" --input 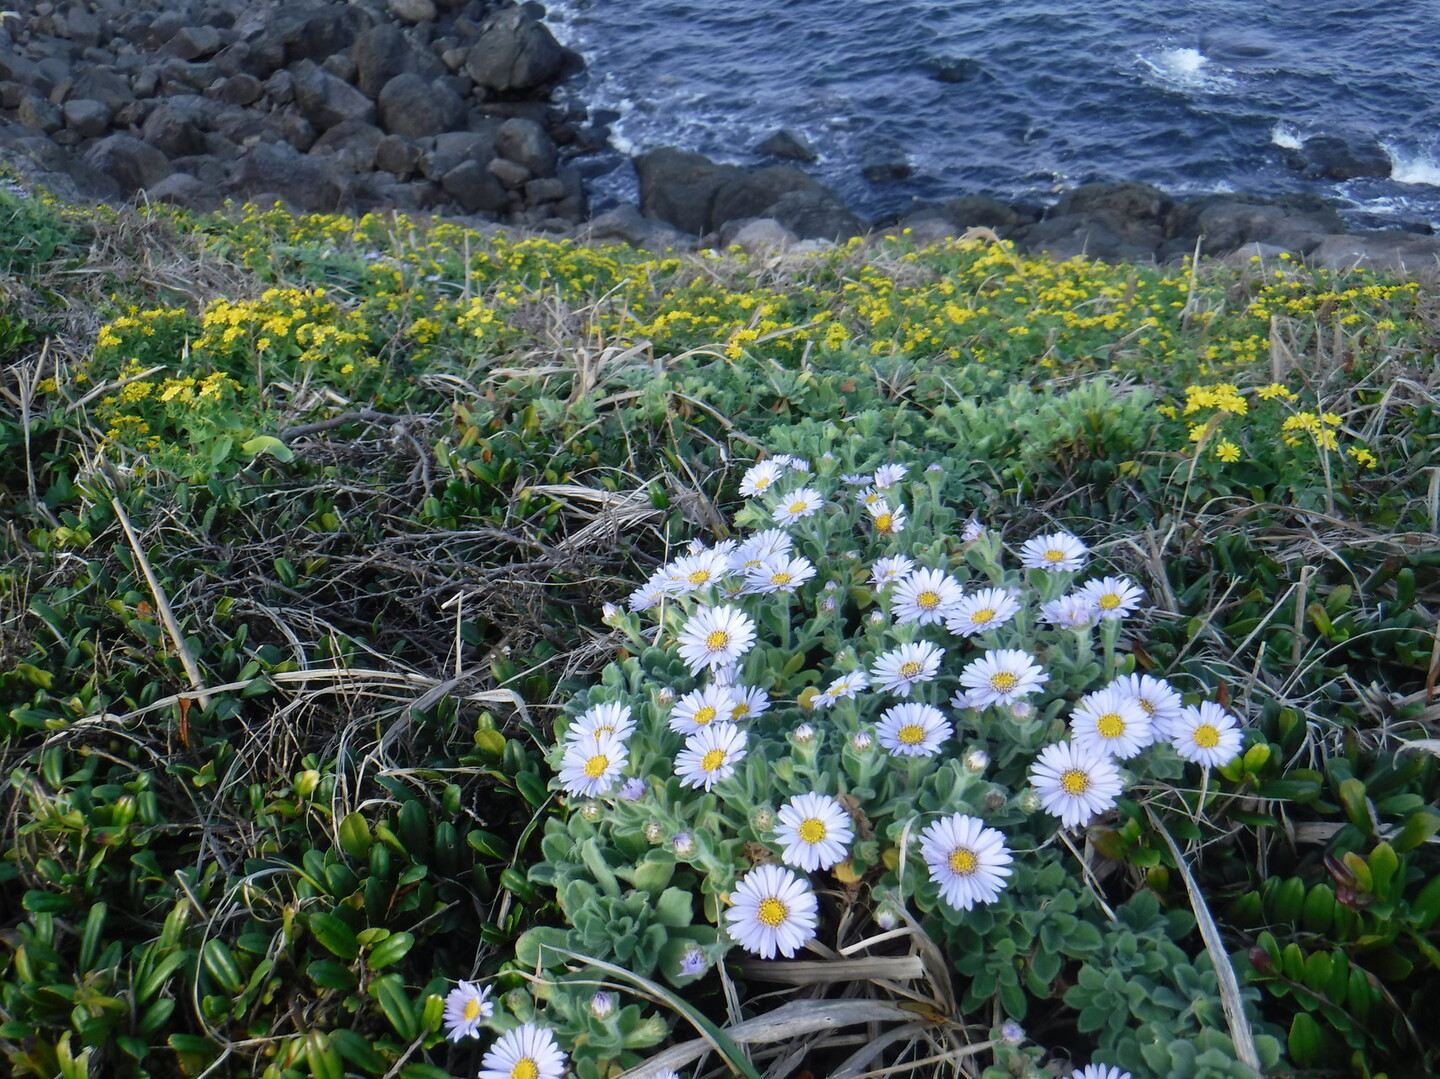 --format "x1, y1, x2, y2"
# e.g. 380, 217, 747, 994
545, 0, 1440, 229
